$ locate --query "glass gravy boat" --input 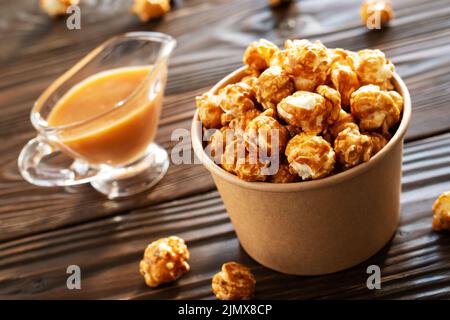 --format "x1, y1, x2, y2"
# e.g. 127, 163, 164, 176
18, 32, 176, 199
